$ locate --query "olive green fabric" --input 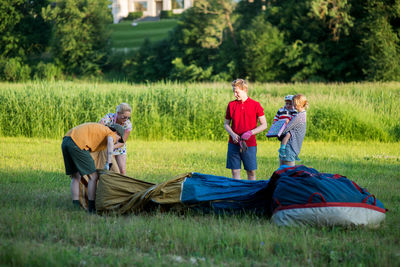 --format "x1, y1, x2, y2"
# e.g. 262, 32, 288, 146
62, 136, 96, 176
78, 150, 119, 210
96, 170, 191, 214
